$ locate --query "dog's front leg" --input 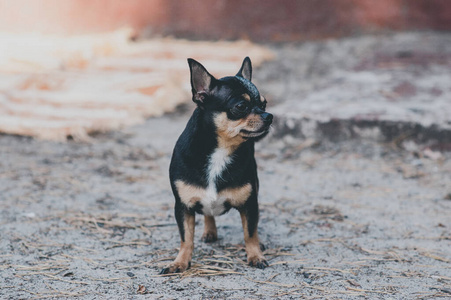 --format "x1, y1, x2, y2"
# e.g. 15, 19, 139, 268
239, 203, 268, 269
160, 203, 195, 274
